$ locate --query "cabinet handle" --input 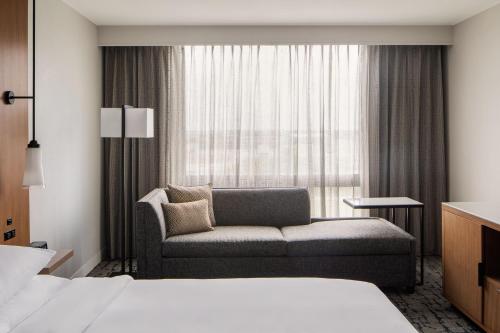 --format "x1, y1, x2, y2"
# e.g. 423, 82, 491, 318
478, 263, 485, 287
